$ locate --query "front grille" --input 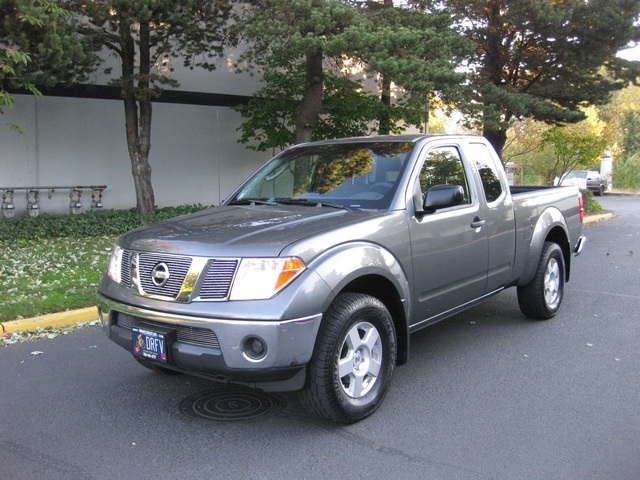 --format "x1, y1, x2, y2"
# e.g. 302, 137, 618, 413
118, 249, 239, 302
137, 253, 192, 298
116, 312, 220, 349
199, 259, 238, 300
